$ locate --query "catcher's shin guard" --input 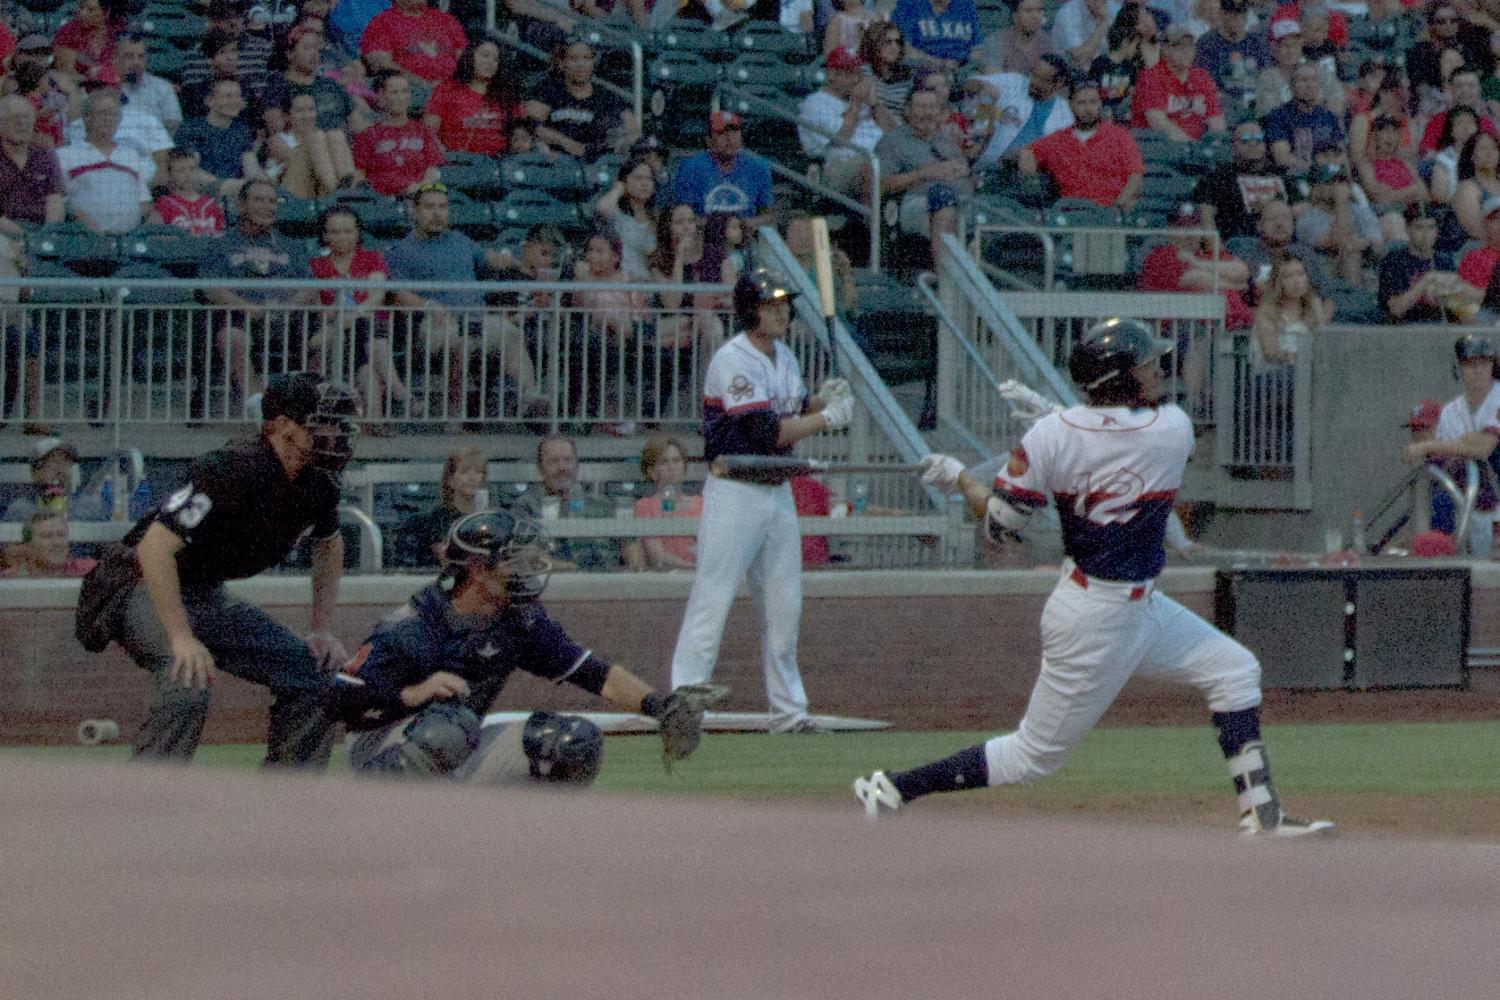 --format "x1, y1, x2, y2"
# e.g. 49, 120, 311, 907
1227, 740, 1336, 837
